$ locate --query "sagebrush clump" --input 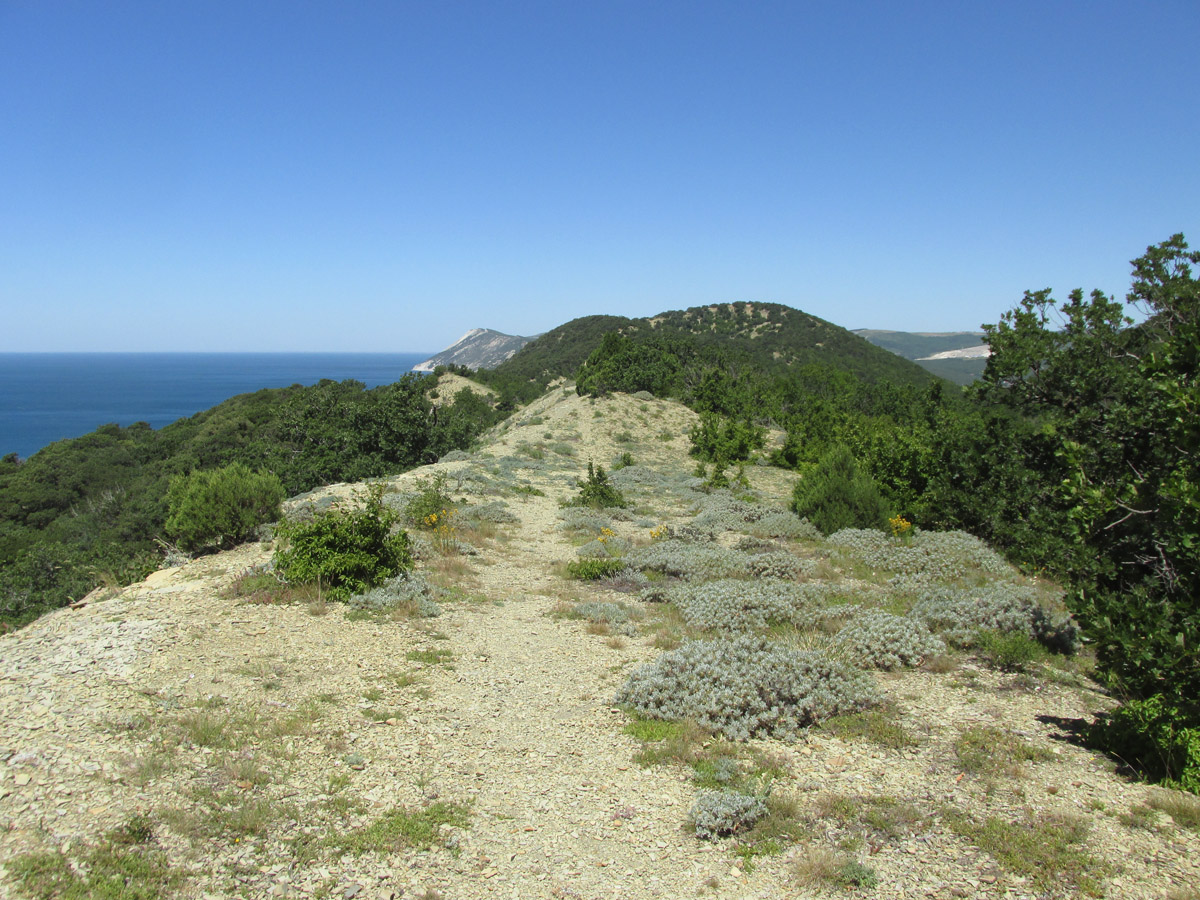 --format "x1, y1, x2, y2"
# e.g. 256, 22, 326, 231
690, 789, 767, 840
616, 634, 877, 740
664, 579, 826, 632
835, 611, 944, 670
908, 583, 1079, 653
624, 540, 752, 582
349, 572, 442, 617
